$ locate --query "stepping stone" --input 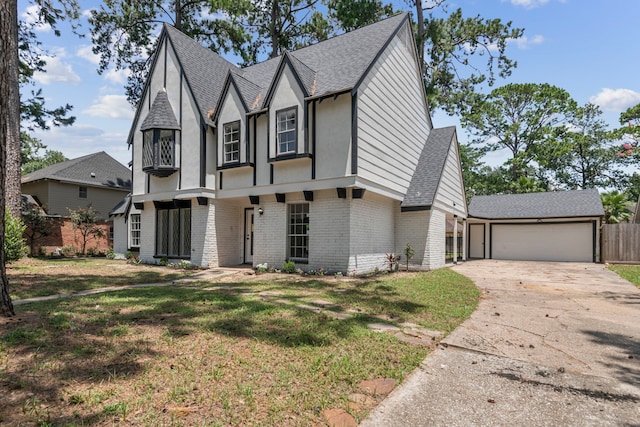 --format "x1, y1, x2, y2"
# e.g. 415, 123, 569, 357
347, 393, 377, 408
358, 378, 397, 396
323, 408, 357, 427
310, 299, 337, 307
367, 322, 400, 332
394, 332, 437, 347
